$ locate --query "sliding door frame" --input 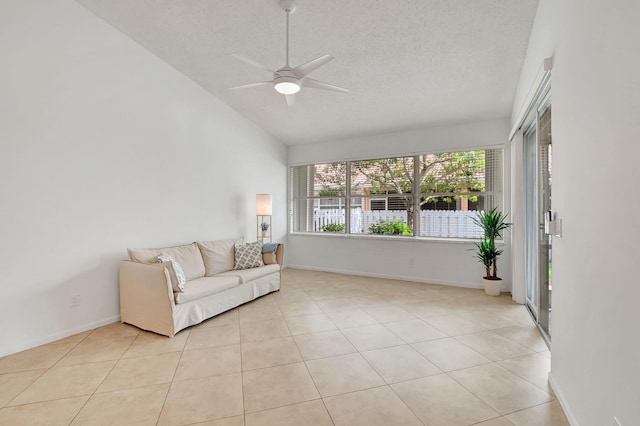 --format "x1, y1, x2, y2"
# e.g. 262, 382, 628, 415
522, 87, 552, 347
